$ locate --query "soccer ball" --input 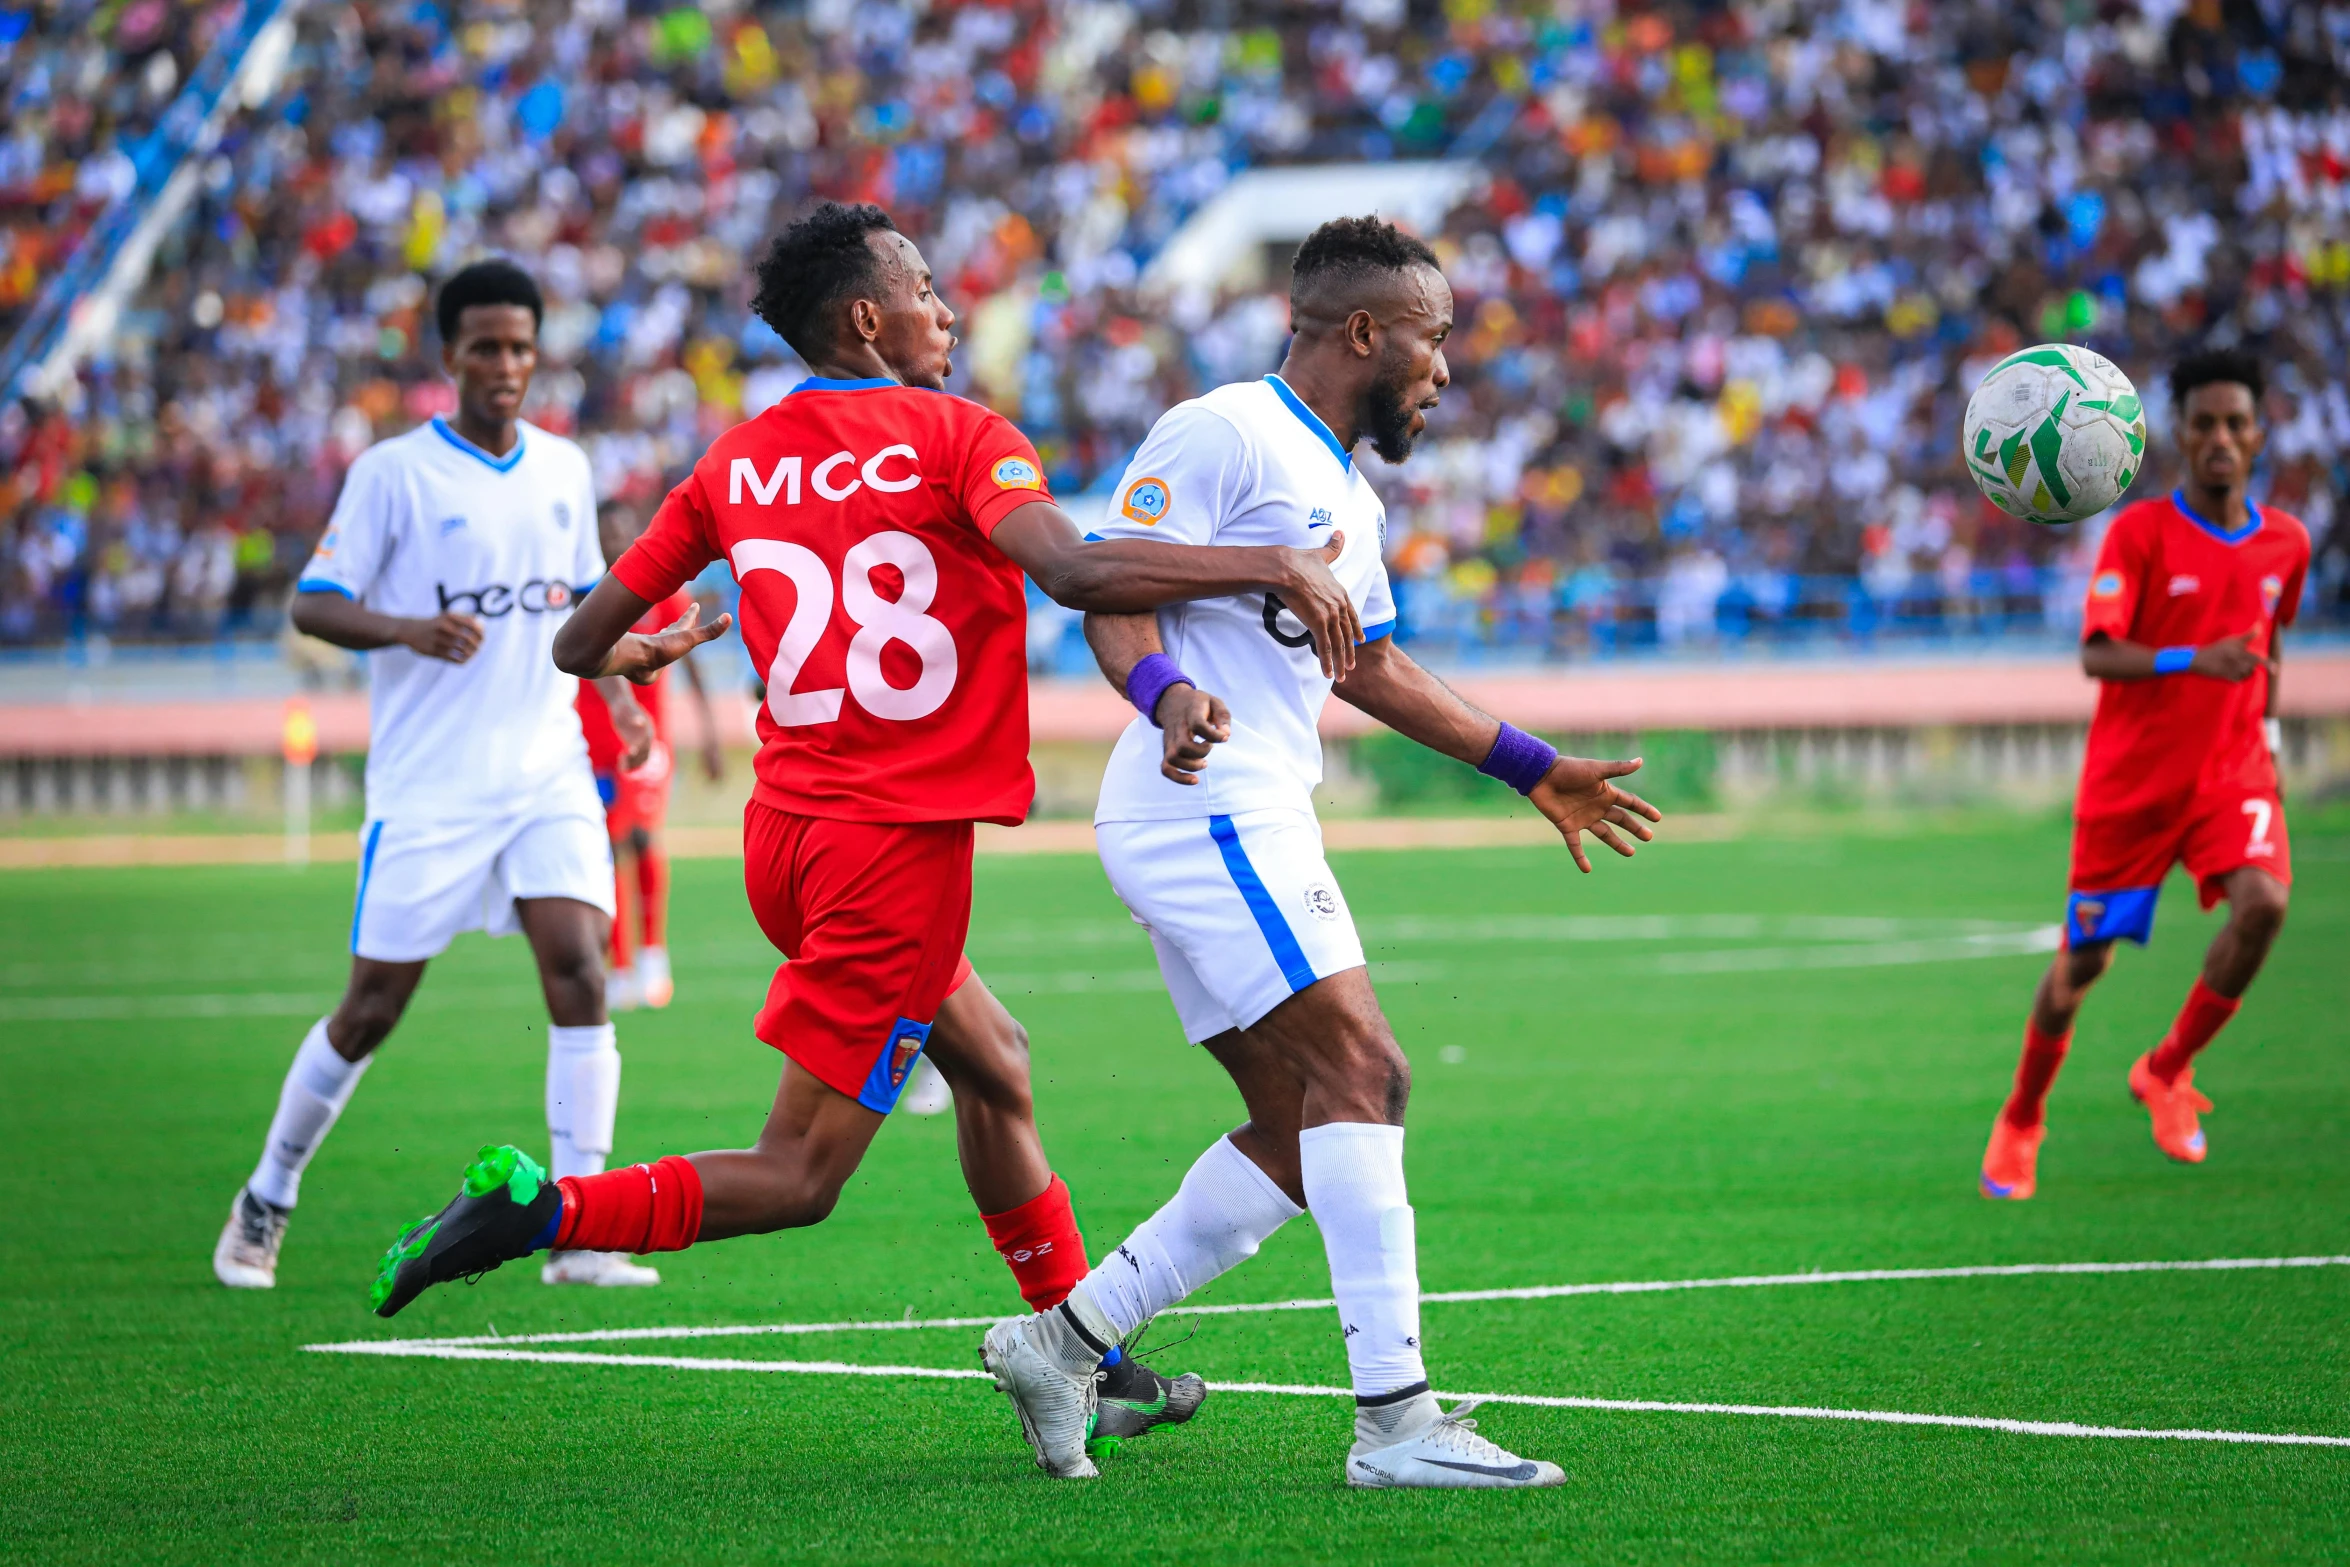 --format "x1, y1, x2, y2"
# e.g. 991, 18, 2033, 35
1961, 343, 2147, 525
